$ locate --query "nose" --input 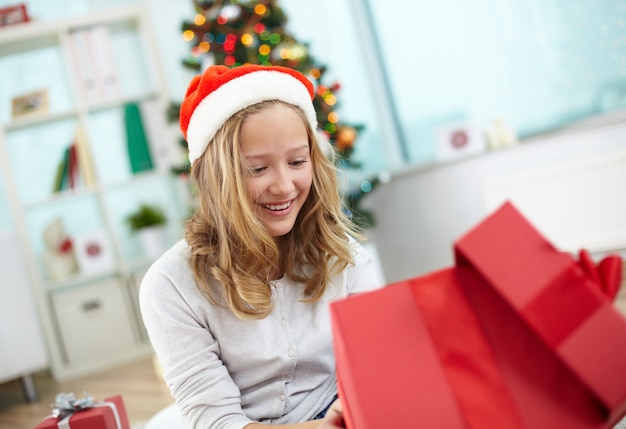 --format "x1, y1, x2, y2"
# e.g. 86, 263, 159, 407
268, 166, 295, 195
